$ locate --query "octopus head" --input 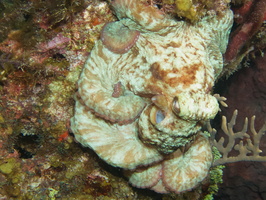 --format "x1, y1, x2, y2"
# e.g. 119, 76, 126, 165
138, 92, 219, 154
